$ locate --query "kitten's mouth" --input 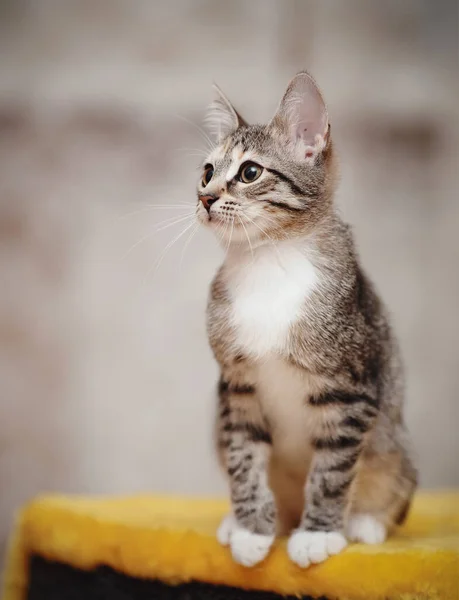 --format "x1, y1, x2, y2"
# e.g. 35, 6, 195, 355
200, 210, 235, 226
197, 205, 244, 232
210, 213, 240, 227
